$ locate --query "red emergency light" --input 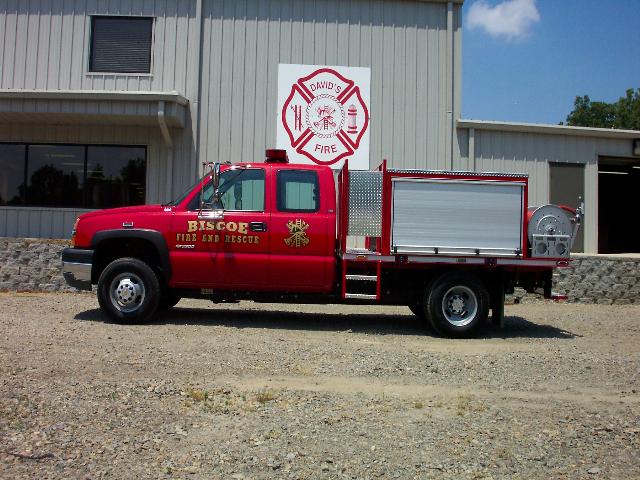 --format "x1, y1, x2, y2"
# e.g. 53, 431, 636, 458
265, 149, 289, 163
